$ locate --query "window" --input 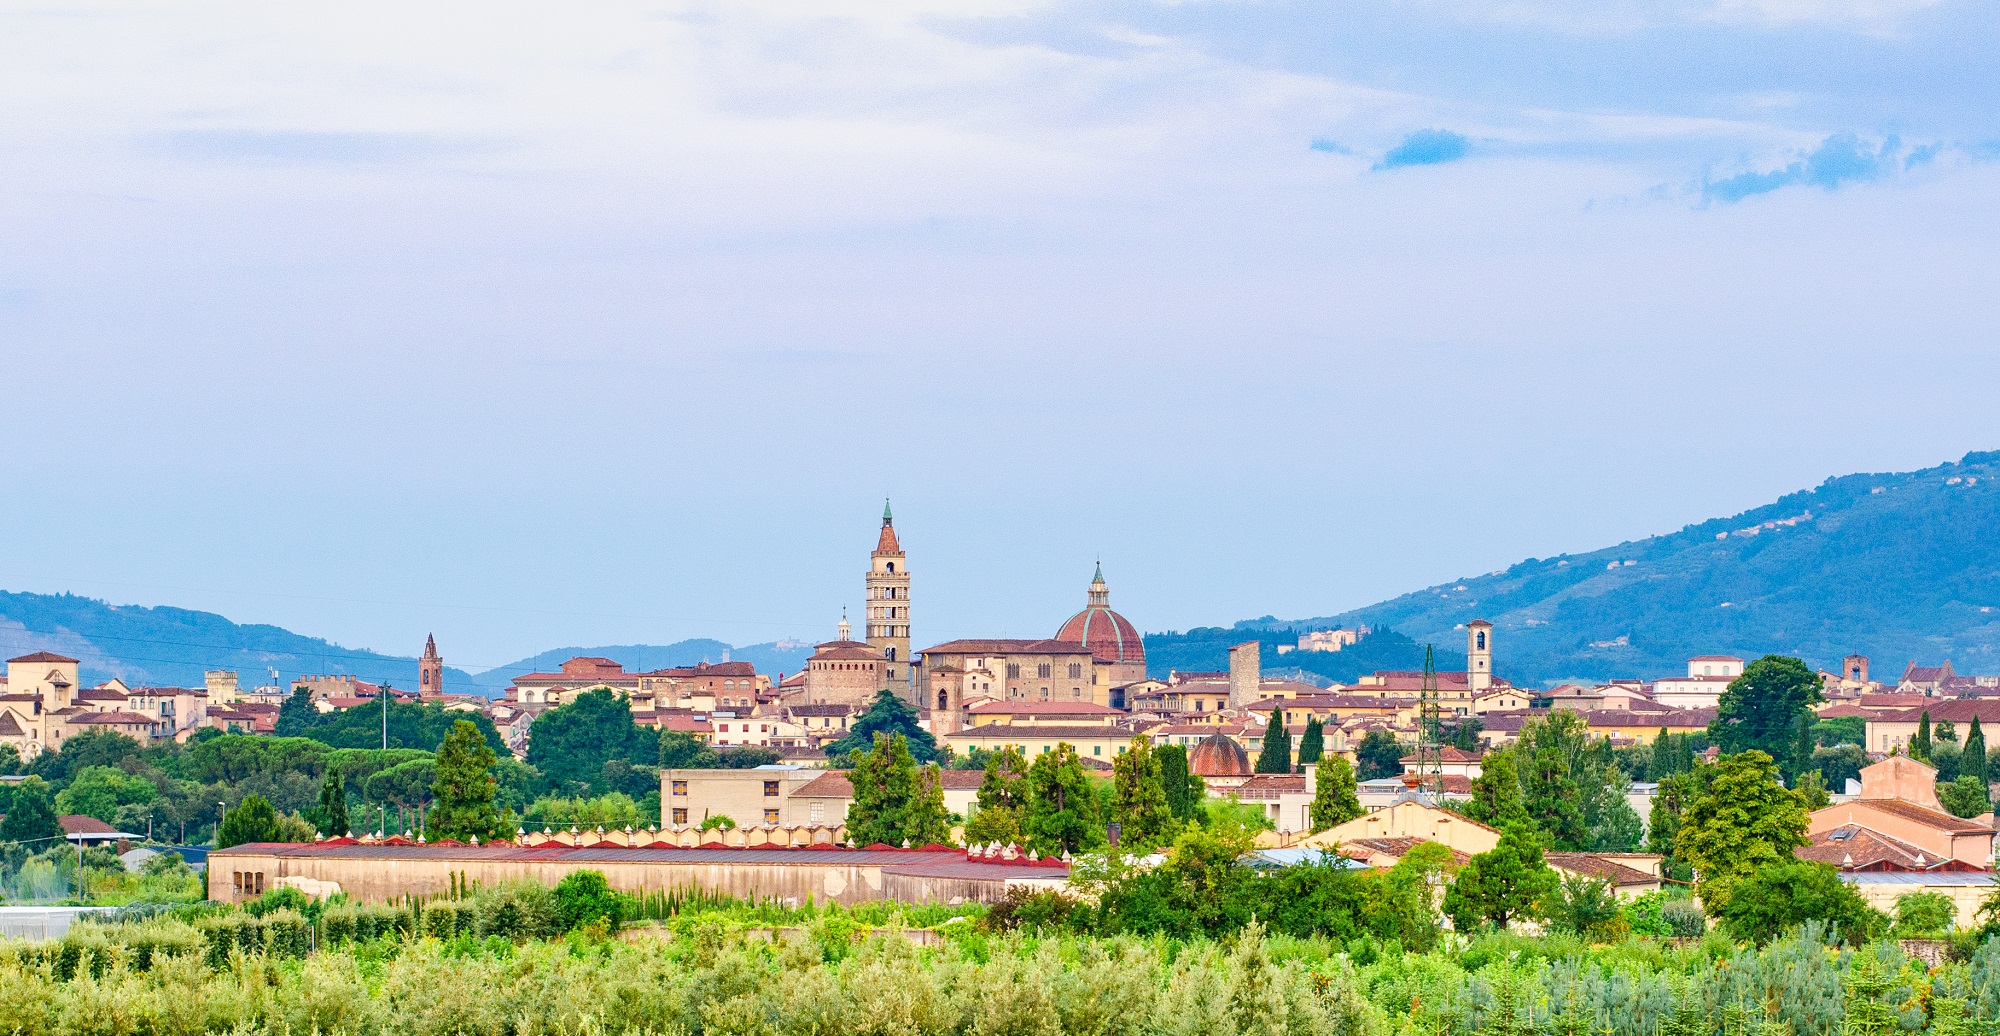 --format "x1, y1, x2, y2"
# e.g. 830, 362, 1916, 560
1072, 687, 1082, 698
1068, 663, 1082, 679
1093, 745, 1102, 755
809, 803, 824, 824
1195, 700, 1204, 711
1477, 631, 1486, 650
763, 809, 780, 826
1037, 663, 1051, 678
938, 691, 949, 709
764, 780, 780, 797
672, 808, 689, 825
1040, 687, 1049, 699
886, 562, 895, 572
1007, 664, 1021, 679
672, 780, 689, 796
887, 647, 897, 661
